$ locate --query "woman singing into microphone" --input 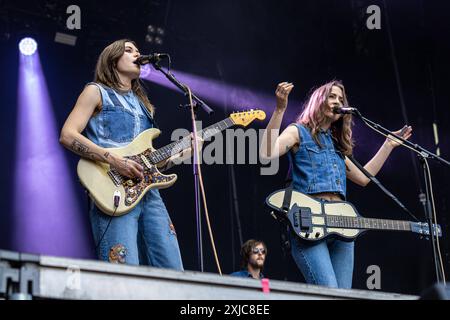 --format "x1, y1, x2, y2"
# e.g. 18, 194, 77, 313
260, 80, 412, 288
60, 39, 196, 268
